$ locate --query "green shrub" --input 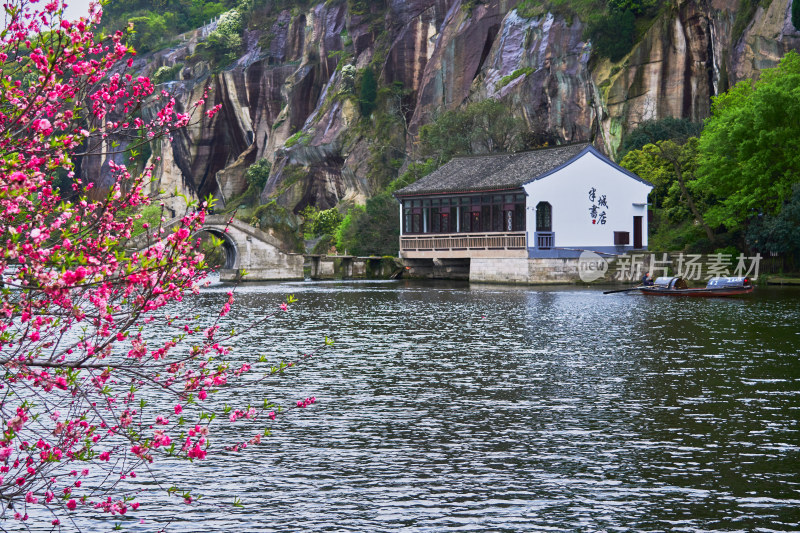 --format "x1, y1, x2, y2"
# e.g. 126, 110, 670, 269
284, 131, 311, 148
516, 0, 545, 19
336, 192, 399, 256
153, 63, 183, 84
388, 158, 438, 192
245, 158, 271, 189
419, 99, 527, 164
252, 200, 295, 228
496, 67, 533, 89
462, 0, 487, 15
340, 28, 353, 47
100, 0, 237, 41
335, 206, 364, 253
193, 8, 244, 70
127, 13, 169, 53
300, 206, 343, 239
